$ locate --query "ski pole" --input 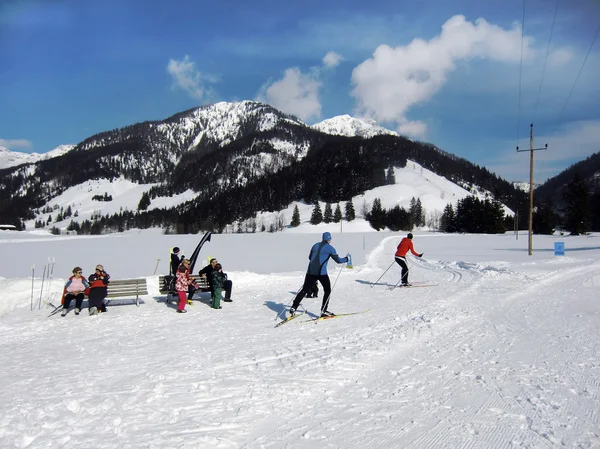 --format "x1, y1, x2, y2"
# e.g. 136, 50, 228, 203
38, 265, 47, 310
320, 265, 344, 316
390, 260, 414, 291
275, 283, 305, 321
153, 259, 160, 275
30, 264, 35, 311
371, 260, 395, 288
43, 257, 54, 309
